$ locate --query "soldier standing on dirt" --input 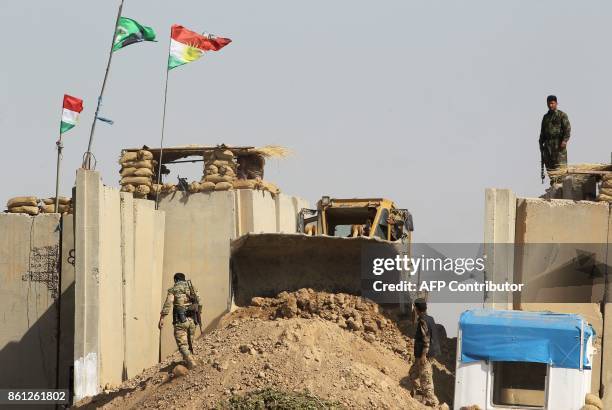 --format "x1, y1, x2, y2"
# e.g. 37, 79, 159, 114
407, 298, 440, 407
539, 95, 571, 184
158, 272, 202, 369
